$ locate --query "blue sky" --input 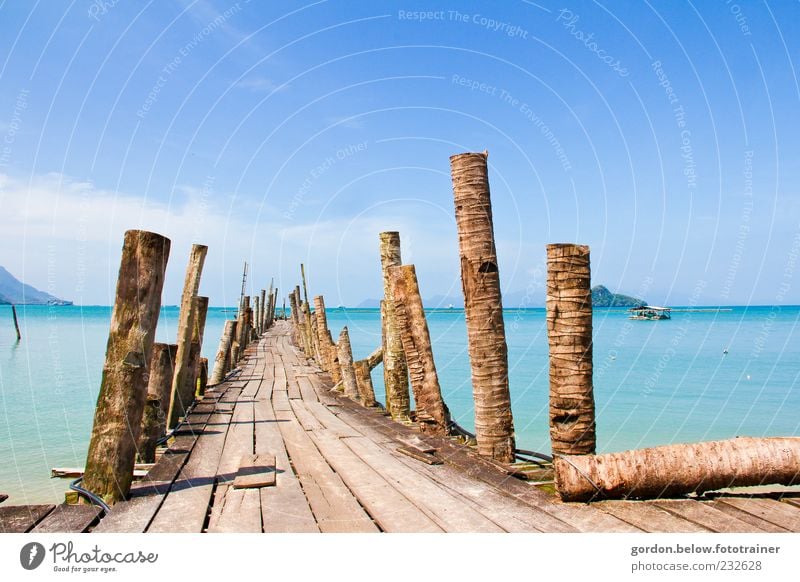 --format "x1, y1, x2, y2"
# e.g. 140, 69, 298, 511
0, 0, 798, 307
